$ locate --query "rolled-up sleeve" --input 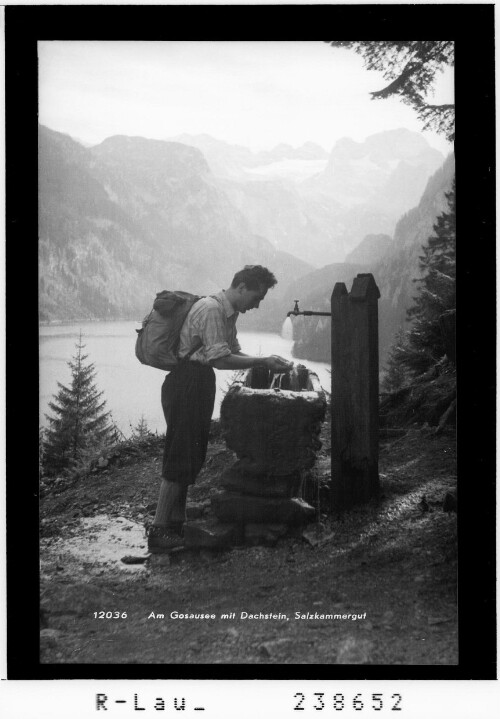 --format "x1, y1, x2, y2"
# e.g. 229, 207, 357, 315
231, 328, 241, 354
